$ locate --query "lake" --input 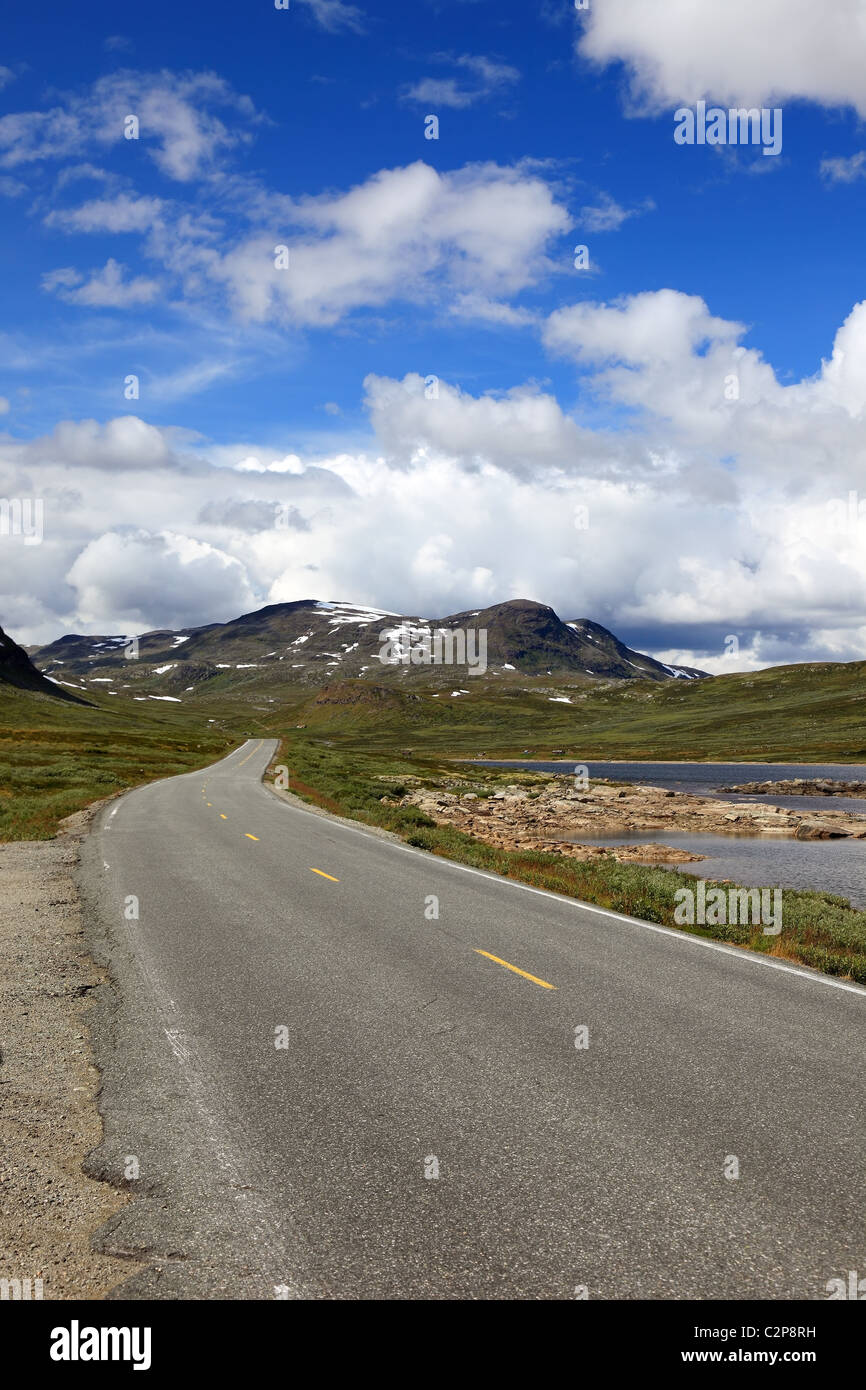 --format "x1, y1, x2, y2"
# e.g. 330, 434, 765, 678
471, 761, 866, 906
